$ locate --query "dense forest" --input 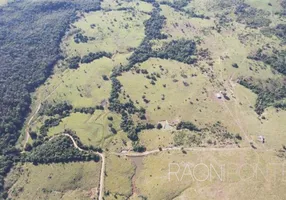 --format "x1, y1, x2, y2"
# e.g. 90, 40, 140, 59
240, 47, 286, 114
24, 136, 99, 164
249, 49, 286, 76
0, 0, 102, 197
239, 78, 286, 114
